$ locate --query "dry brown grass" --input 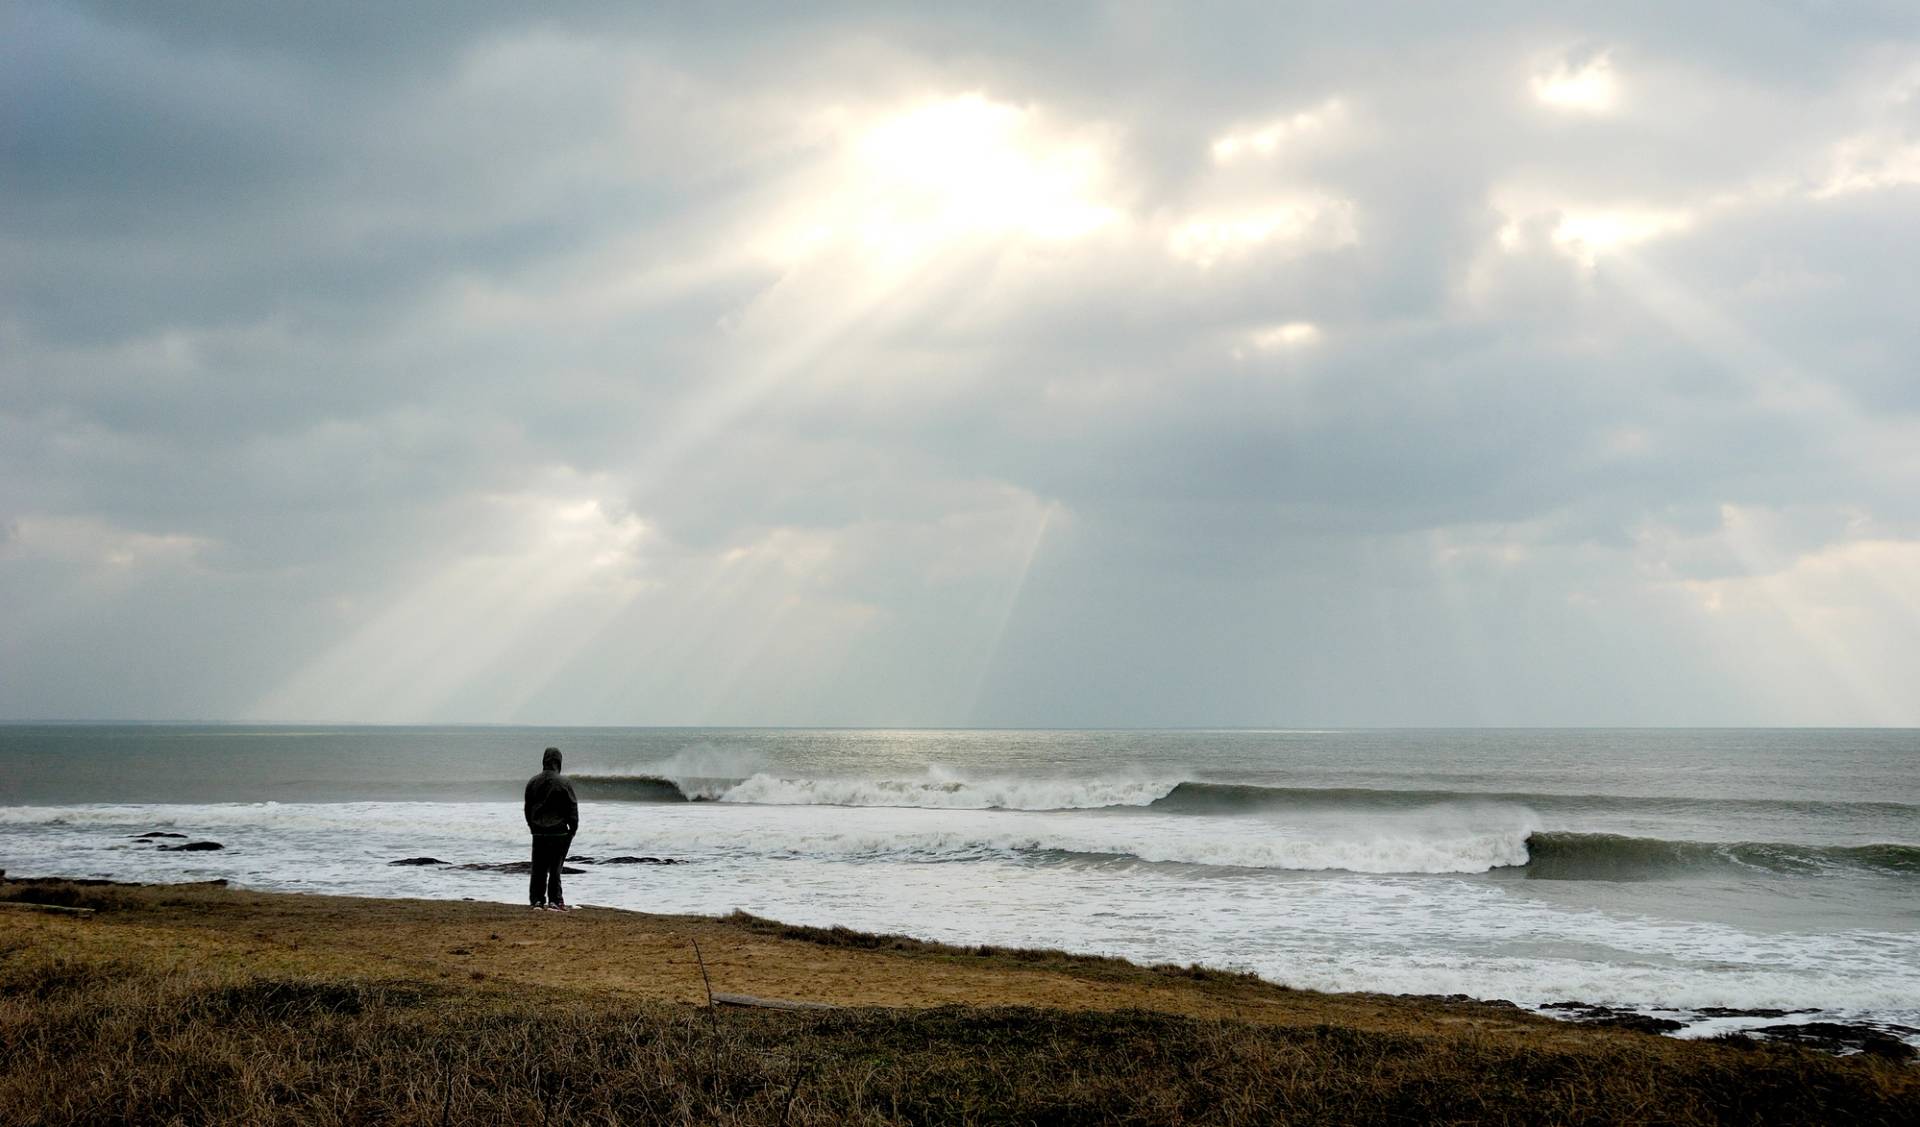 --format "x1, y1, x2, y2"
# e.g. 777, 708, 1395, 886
1, 879, 1914, 1125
